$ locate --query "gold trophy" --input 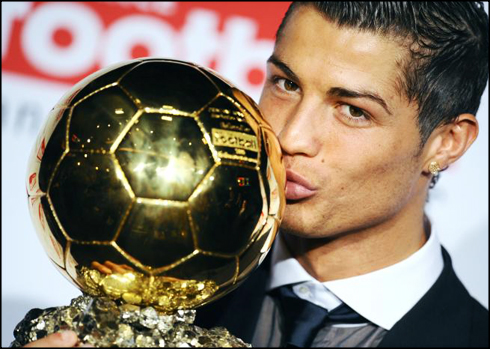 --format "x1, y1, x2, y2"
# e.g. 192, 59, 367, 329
15, 58, 285, 347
